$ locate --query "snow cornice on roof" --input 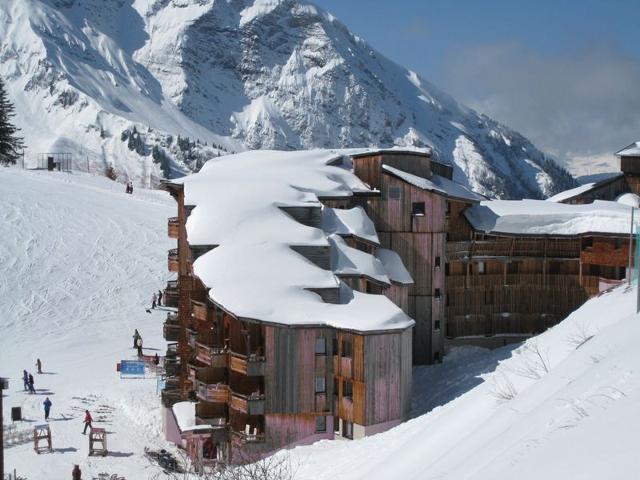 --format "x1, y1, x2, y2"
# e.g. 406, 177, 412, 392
547, 173, 624, 203
172, 149, 414, 333
465, 199, 635, 237
615, 141, 640, 157
382, 164, 485, 203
